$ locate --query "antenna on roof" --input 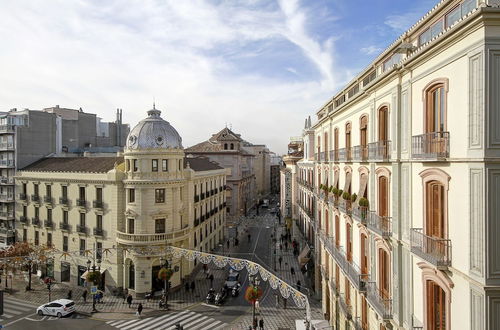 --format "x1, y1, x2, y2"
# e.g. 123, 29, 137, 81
153, 97, 156, 109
